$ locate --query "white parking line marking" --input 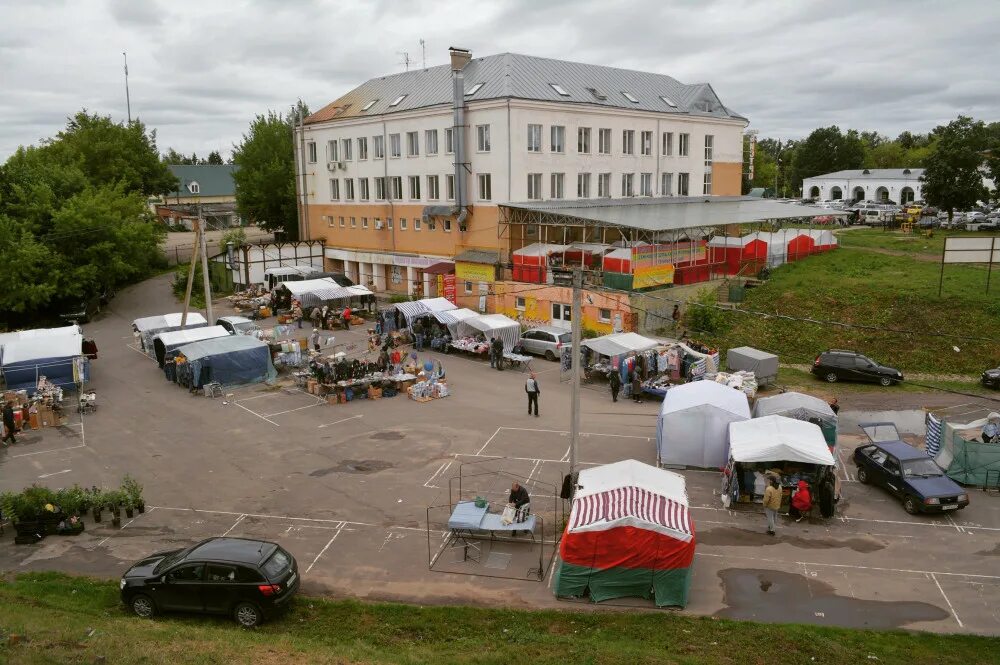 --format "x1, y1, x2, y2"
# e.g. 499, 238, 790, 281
38, 469, 71, 479
10, 444, 86, 459
261, 402, 324, 418
233, 401, 279, 426
930, 572, 964, 628
94, 507, 156, 548
317, 414, 364, 429
221, 514, 247, 537
424, 461, 453, 488
475, 427, 503, 456
306, 523, 347, 573
696, 551, 1000, 581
